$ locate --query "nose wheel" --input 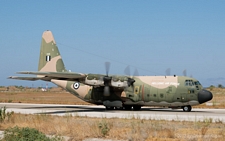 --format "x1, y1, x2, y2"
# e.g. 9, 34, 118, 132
182, 105, 192, 112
